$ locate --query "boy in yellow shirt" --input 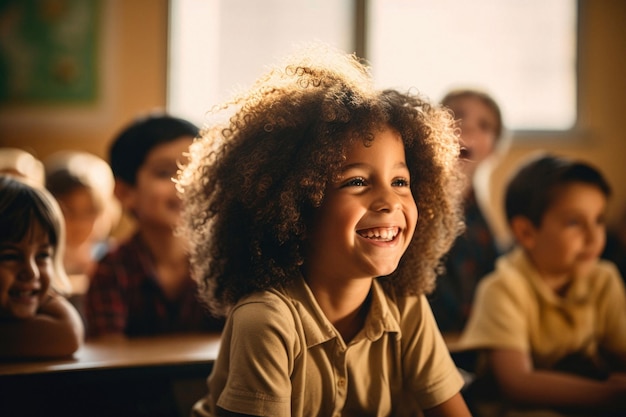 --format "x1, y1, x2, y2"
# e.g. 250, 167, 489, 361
459, 153, 626, 416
